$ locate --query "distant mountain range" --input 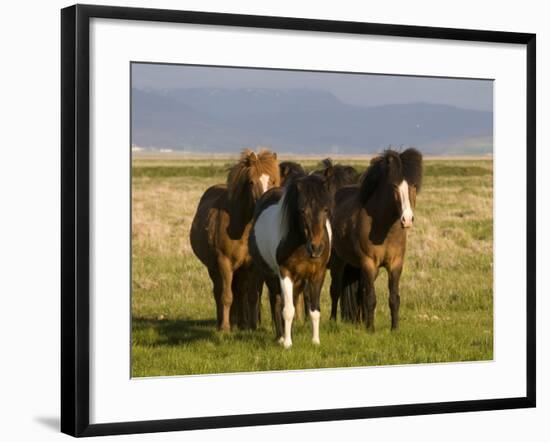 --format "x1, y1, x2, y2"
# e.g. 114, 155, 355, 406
131, 87, 493, 155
